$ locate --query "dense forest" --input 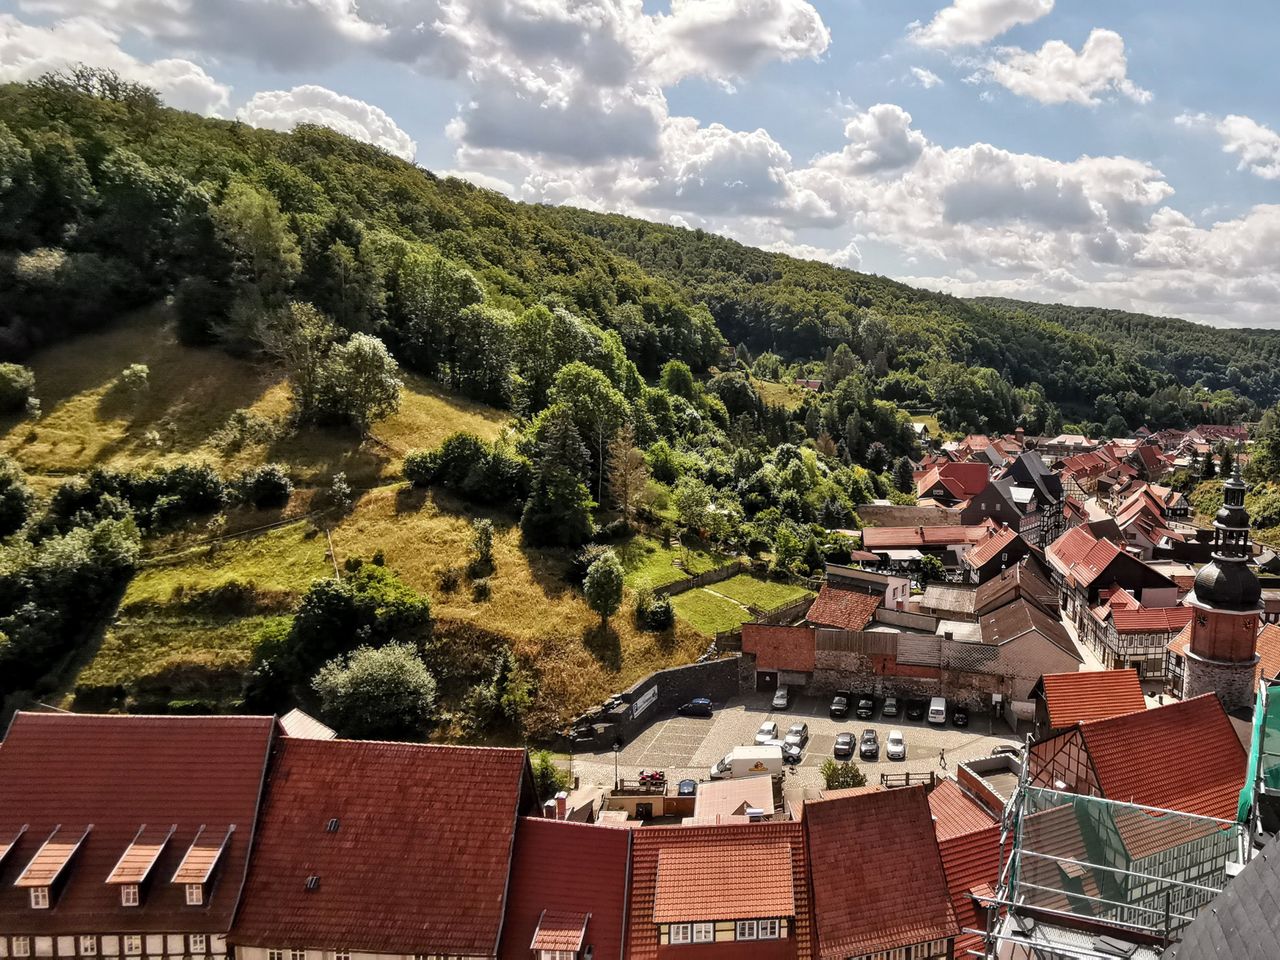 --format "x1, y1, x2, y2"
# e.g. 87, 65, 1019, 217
1, 70, 1276, 736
